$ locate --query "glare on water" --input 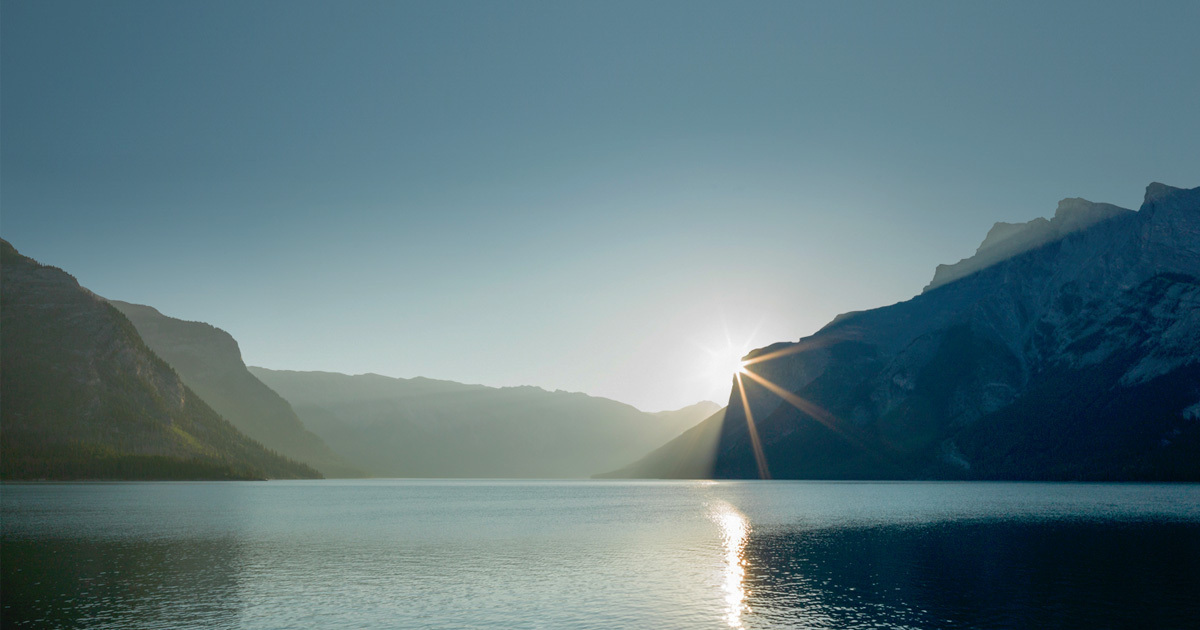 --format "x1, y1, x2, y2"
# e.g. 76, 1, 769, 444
711, 502, 751, 629
4, 481, 1200, 629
